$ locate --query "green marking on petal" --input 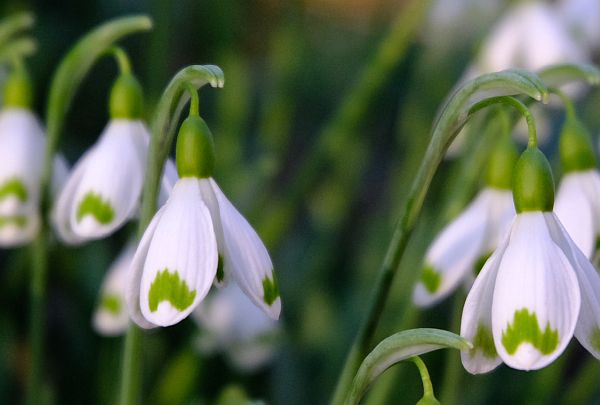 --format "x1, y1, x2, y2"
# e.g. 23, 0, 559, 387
0, 178, 28, 203
216, 256, 224, 283
472, 323, 497, 358
421, 265, 441, 293
262, 275, 279, 306
473, 252, 492, 276
101, 294, 121, 315
501, 308, 559, 355
148, 269, 197, 312
76, 192, 115, 225
0, 215, 27, 229
590, 328, 600, 352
